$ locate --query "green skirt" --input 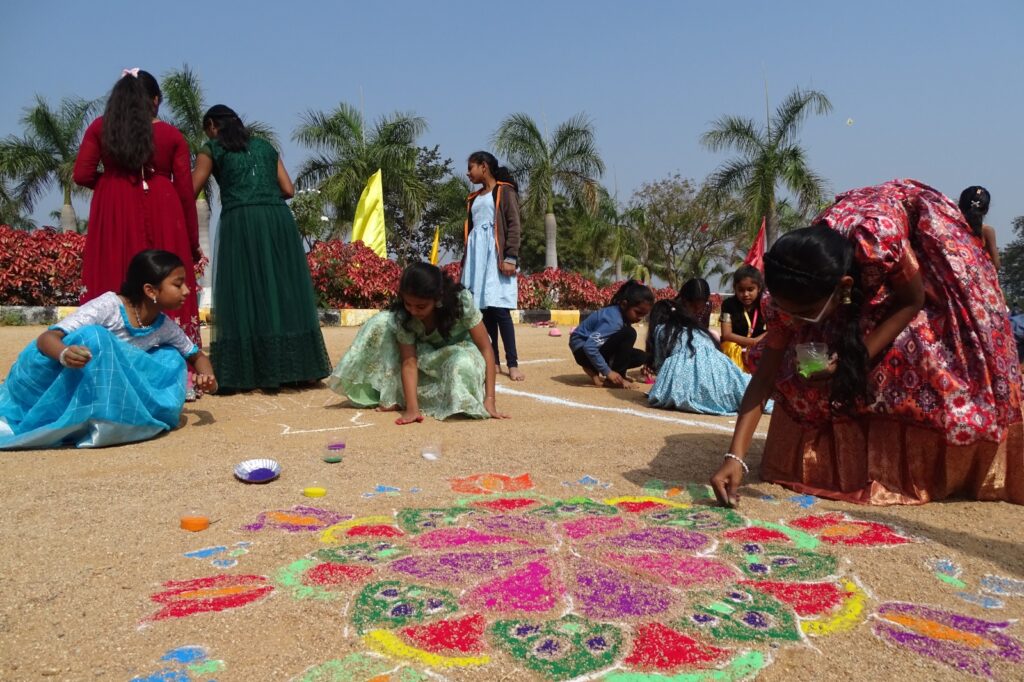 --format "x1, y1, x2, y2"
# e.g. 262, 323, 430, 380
211, 203, 331, 390
327, 312, 489, 420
